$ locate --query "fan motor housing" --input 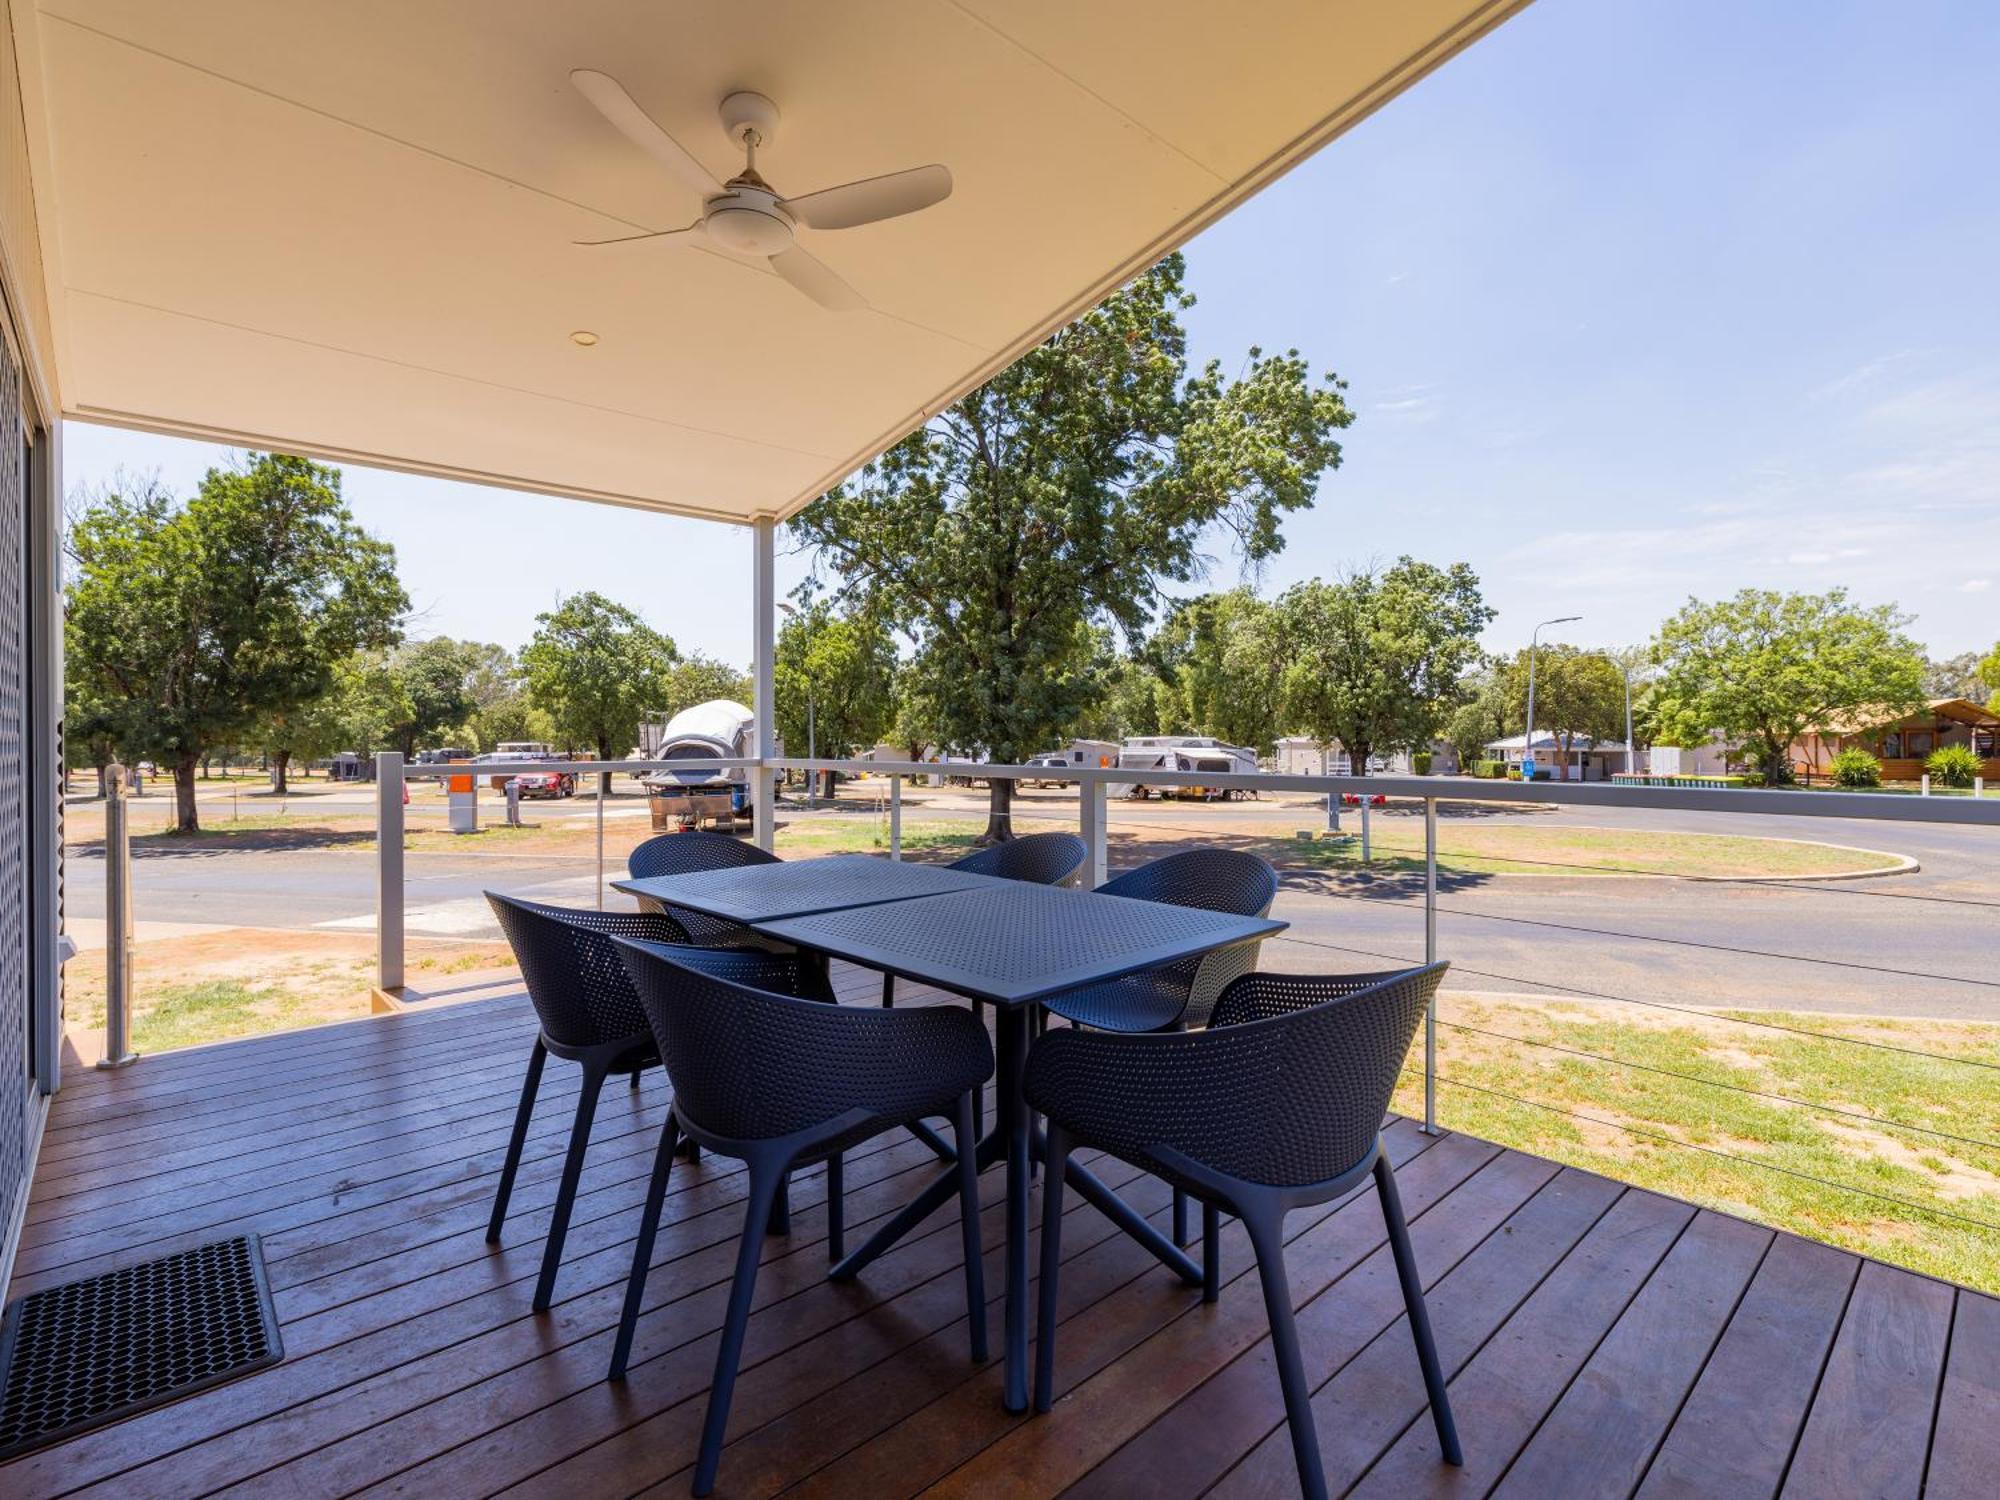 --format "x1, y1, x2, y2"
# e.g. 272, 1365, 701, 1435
704, 192, 794, 256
